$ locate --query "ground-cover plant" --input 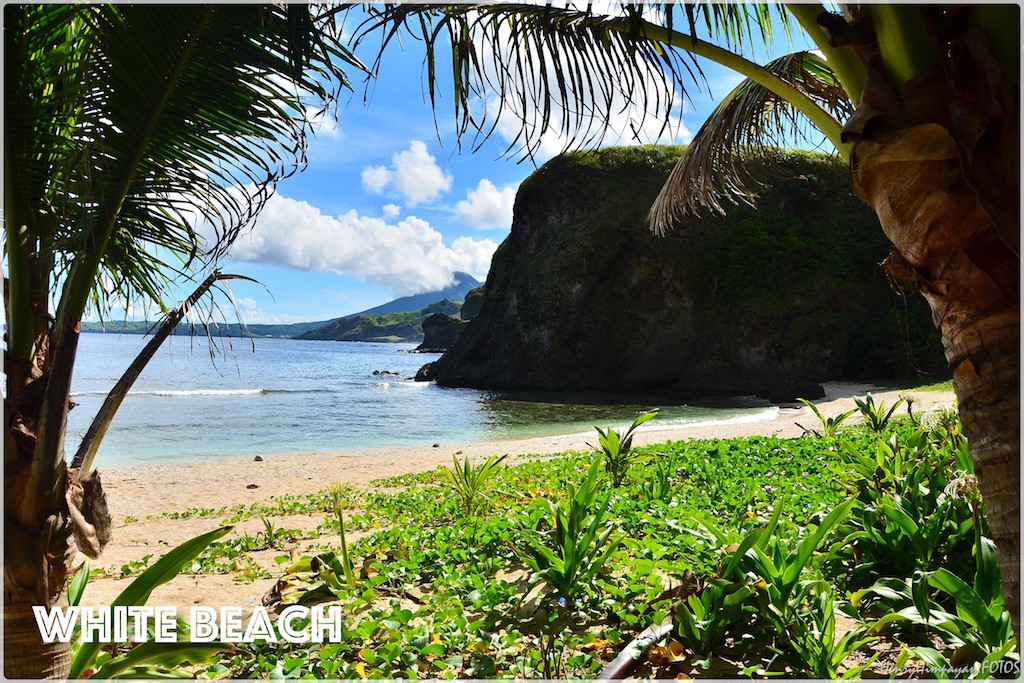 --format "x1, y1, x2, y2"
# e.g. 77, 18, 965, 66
783, 589, 877, 679
594, 410, 659, 487
854, 393, 904, 433
738, 498, 856, 631
176, 418, 1006, 680
860, 540, 1019, 663
637, 458, 674, 503
440, 453, 508, 516
797, 398, 856, 438
672, 576, 754, 669
511, 461, 621, 602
